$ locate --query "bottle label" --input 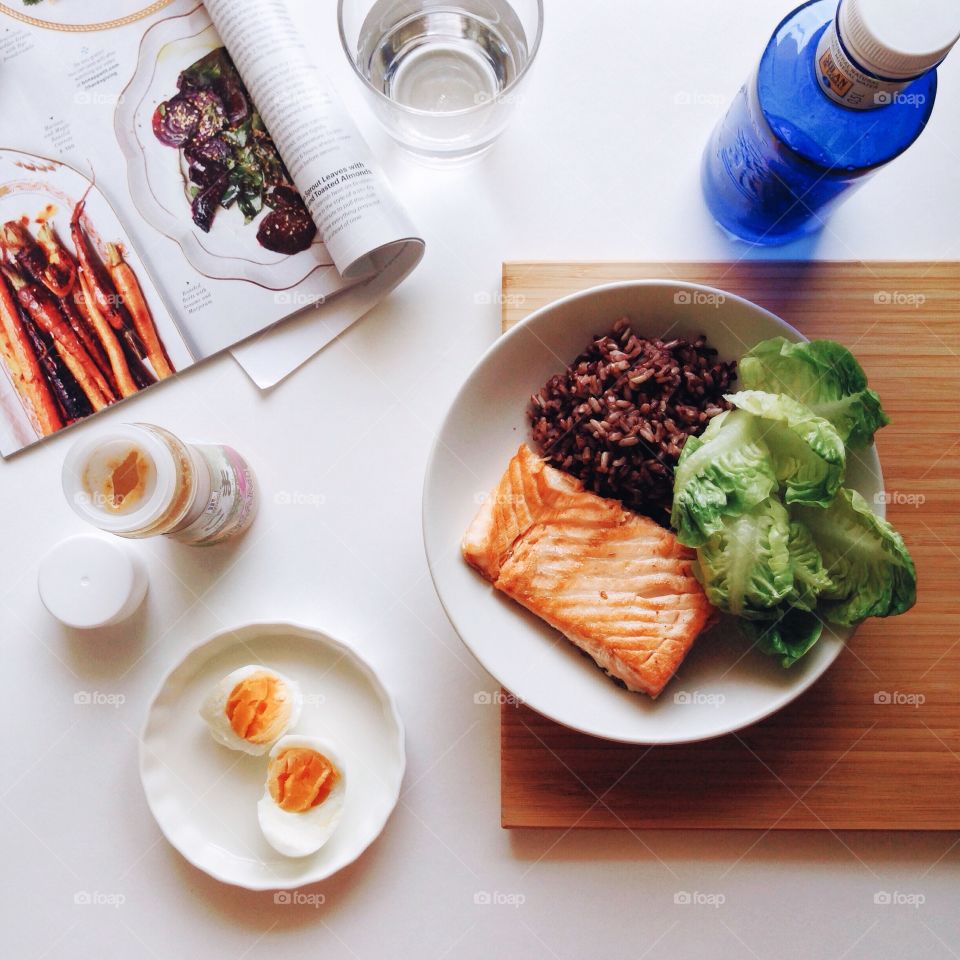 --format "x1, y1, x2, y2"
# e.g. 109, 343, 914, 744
815, 19, 915, 110
171, 444, 257, 546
